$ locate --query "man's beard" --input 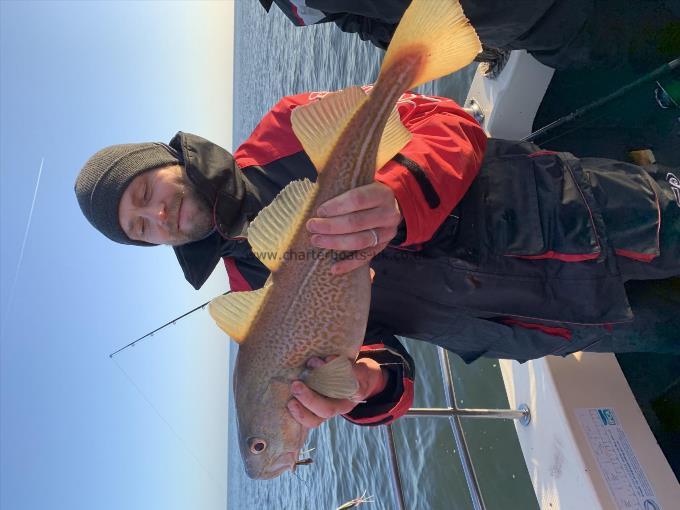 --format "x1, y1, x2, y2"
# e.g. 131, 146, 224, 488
172, 180, 214, 245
